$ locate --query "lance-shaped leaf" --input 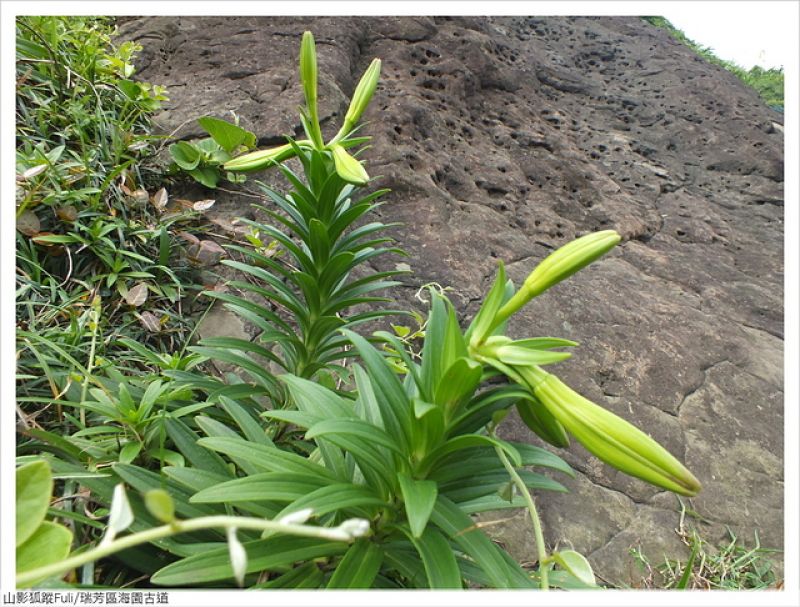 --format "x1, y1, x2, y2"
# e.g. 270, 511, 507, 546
397, 474, 438, 538
515, 396, 570, 449
331, 144, 369, 184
